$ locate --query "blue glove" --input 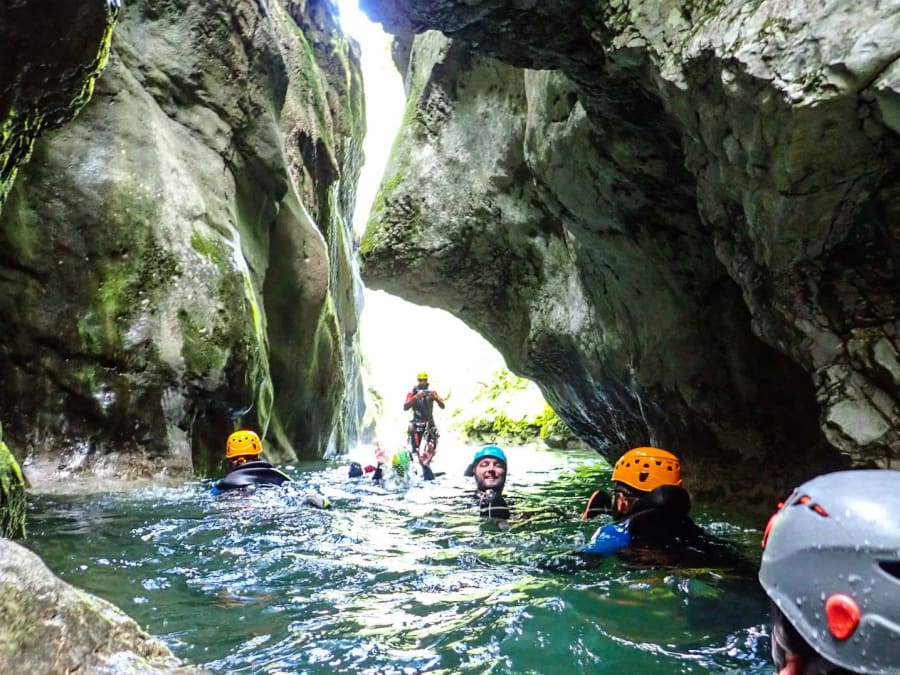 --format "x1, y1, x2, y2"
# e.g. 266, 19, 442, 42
580, 521, 632, 556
